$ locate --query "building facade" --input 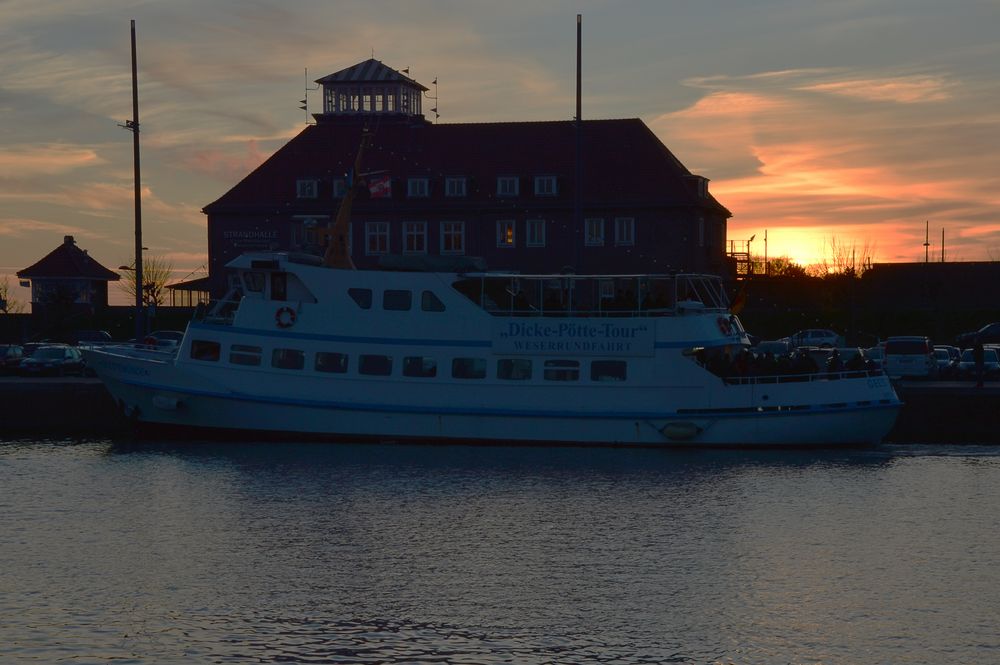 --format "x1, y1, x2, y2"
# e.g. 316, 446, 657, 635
16, 235, 120, 317
202, 59, 731, 295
